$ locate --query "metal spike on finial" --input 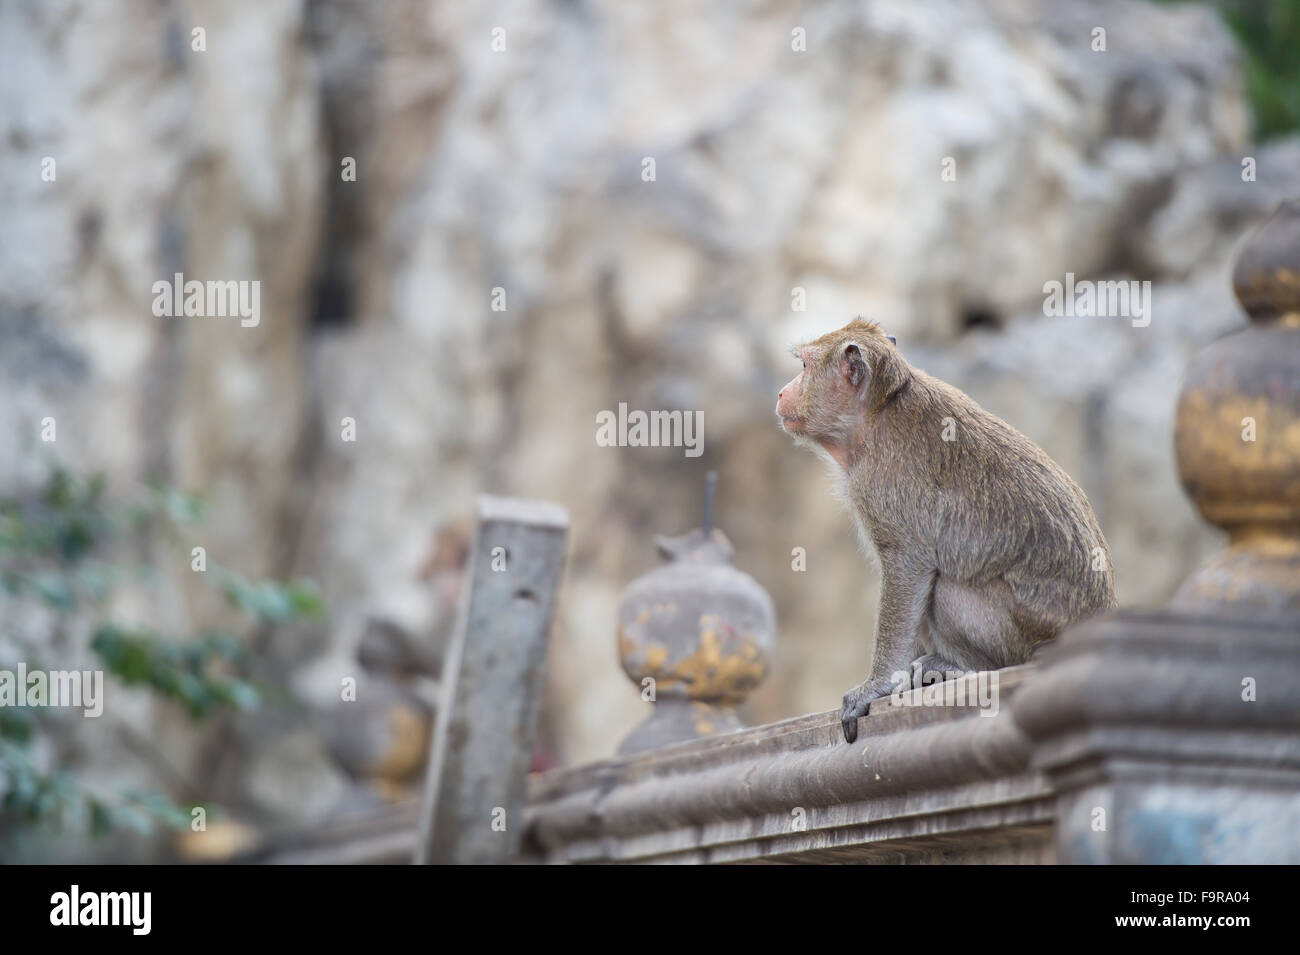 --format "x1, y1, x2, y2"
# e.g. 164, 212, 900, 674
702, 470, 717, 535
